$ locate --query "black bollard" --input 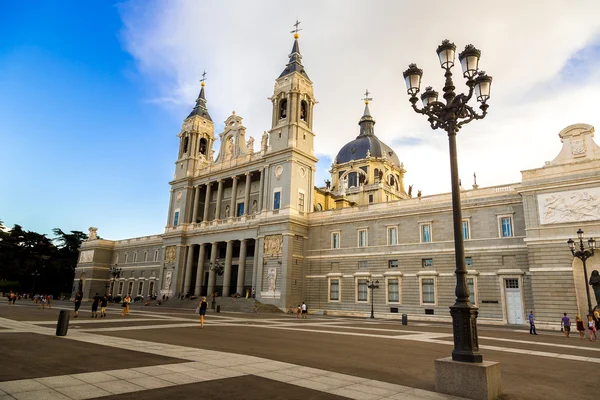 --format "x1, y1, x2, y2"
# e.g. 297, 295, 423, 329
56, 309, 70, 336
402, 313, 408, 326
